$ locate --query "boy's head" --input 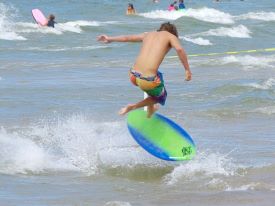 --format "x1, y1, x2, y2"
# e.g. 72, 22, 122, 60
49, 14, 55, 21
157, 22, 178, 38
